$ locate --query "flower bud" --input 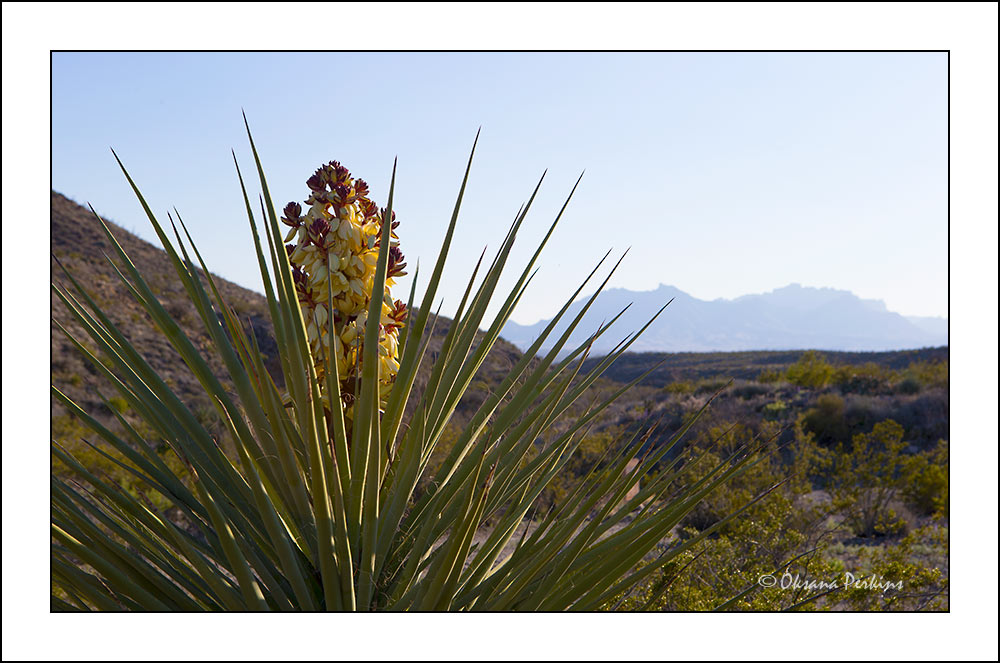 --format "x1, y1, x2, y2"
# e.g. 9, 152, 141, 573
281, 201, 302, 227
